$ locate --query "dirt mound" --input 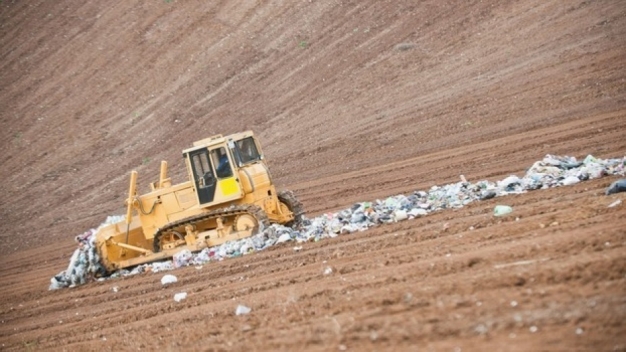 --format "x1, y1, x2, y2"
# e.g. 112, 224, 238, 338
0, 0, 624, 350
